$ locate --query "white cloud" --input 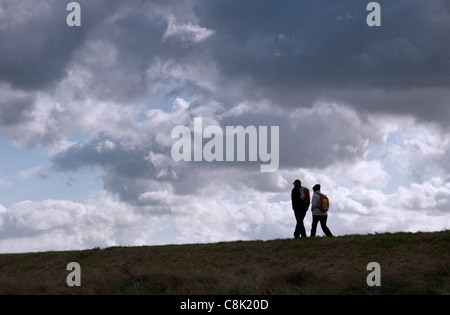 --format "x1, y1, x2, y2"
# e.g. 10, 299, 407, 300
330, 160, 391, 188
172, 97, 191, 111
0, 203, 6, 229
17, 166, 43, 179
0, 172, 449, 253
95, 140, 116, 153
163, 14, 215, 43
0, 177, 13, 187
395, 178, 450, 211
0, 191, 168, 253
